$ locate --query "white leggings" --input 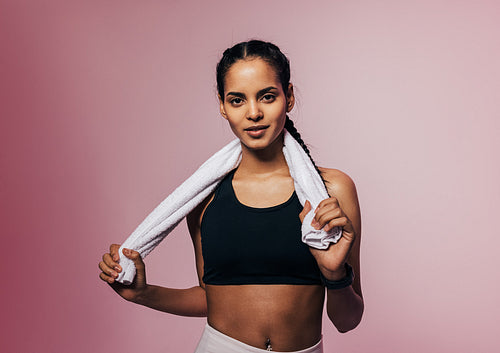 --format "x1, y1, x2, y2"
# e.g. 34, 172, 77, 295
194, 323, 324, 353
